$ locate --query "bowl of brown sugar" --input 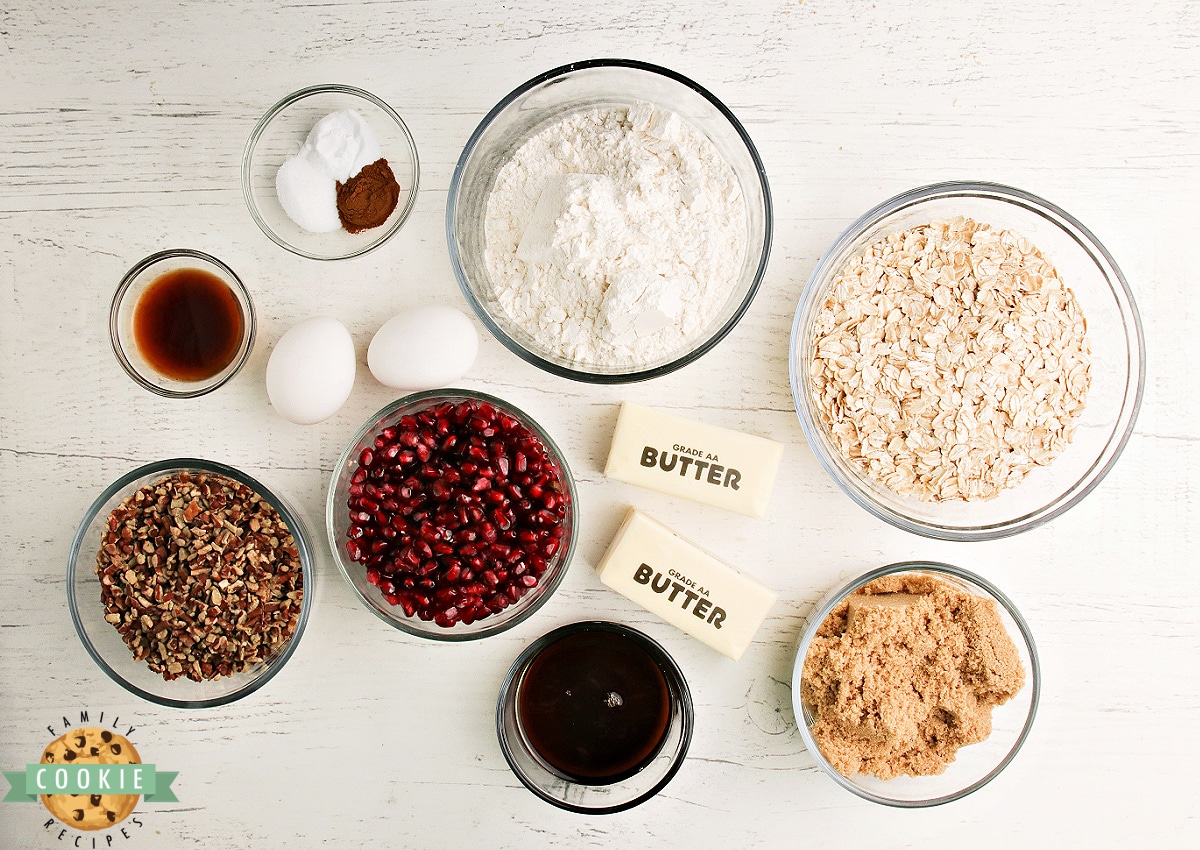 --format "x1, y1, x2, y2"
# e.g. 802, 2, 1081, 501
791, 561, 1040, 807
